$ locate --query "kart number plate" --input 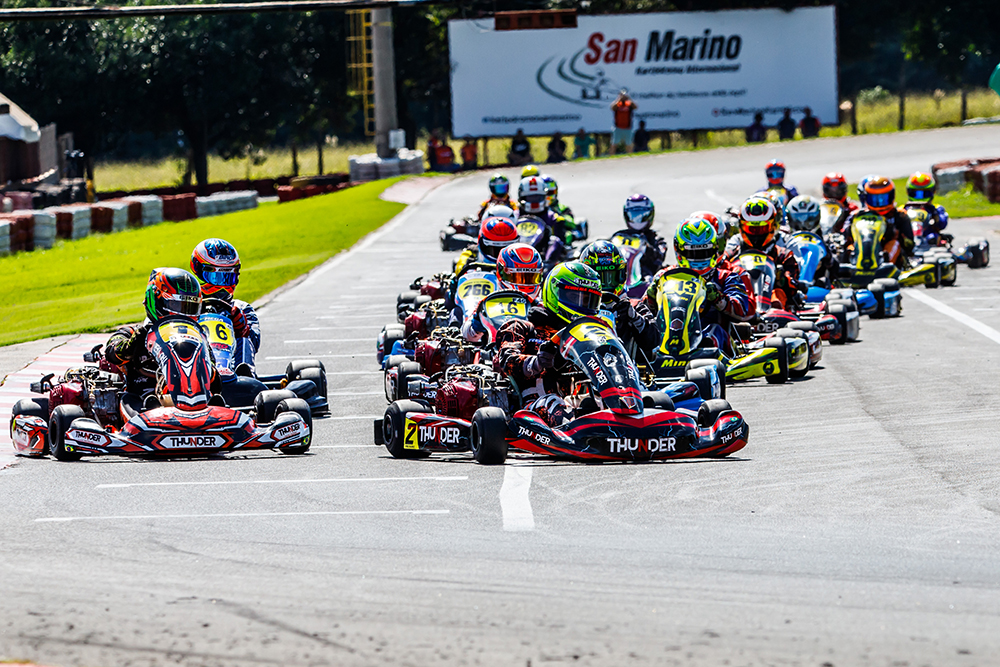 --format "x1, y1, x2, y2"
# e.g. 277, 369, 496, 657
200, 314, 235, 347
568, 321, 613, 345
157, 321, 201, 343
458, 279, 494, 300
662, 277, 699, 298
517, 221, 541, 236
403, 417, 419, 449
612, 234, 642, 249
484, 298, 526, 319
